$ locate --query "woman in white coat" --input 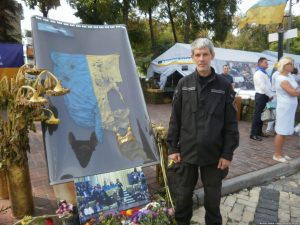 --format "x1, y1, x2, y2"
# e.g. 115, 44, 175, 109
273, 57, 300, 163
